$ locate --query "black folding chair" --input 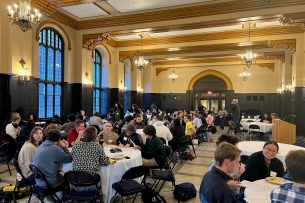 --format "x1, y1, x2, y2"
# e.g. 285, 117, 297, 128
248, 124, 260, 140
15, 136, 29, 157
112, 165, 147, 203
194, 124, 207, 146
12, 158, 34, 203
235, 123, 249, 141
29, 164, 62, 203
0, 142, 12, 181
64, 170, 102, 203
178, 135, 191, 161
239, 155, 249, 182
150, 152, 179, 194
